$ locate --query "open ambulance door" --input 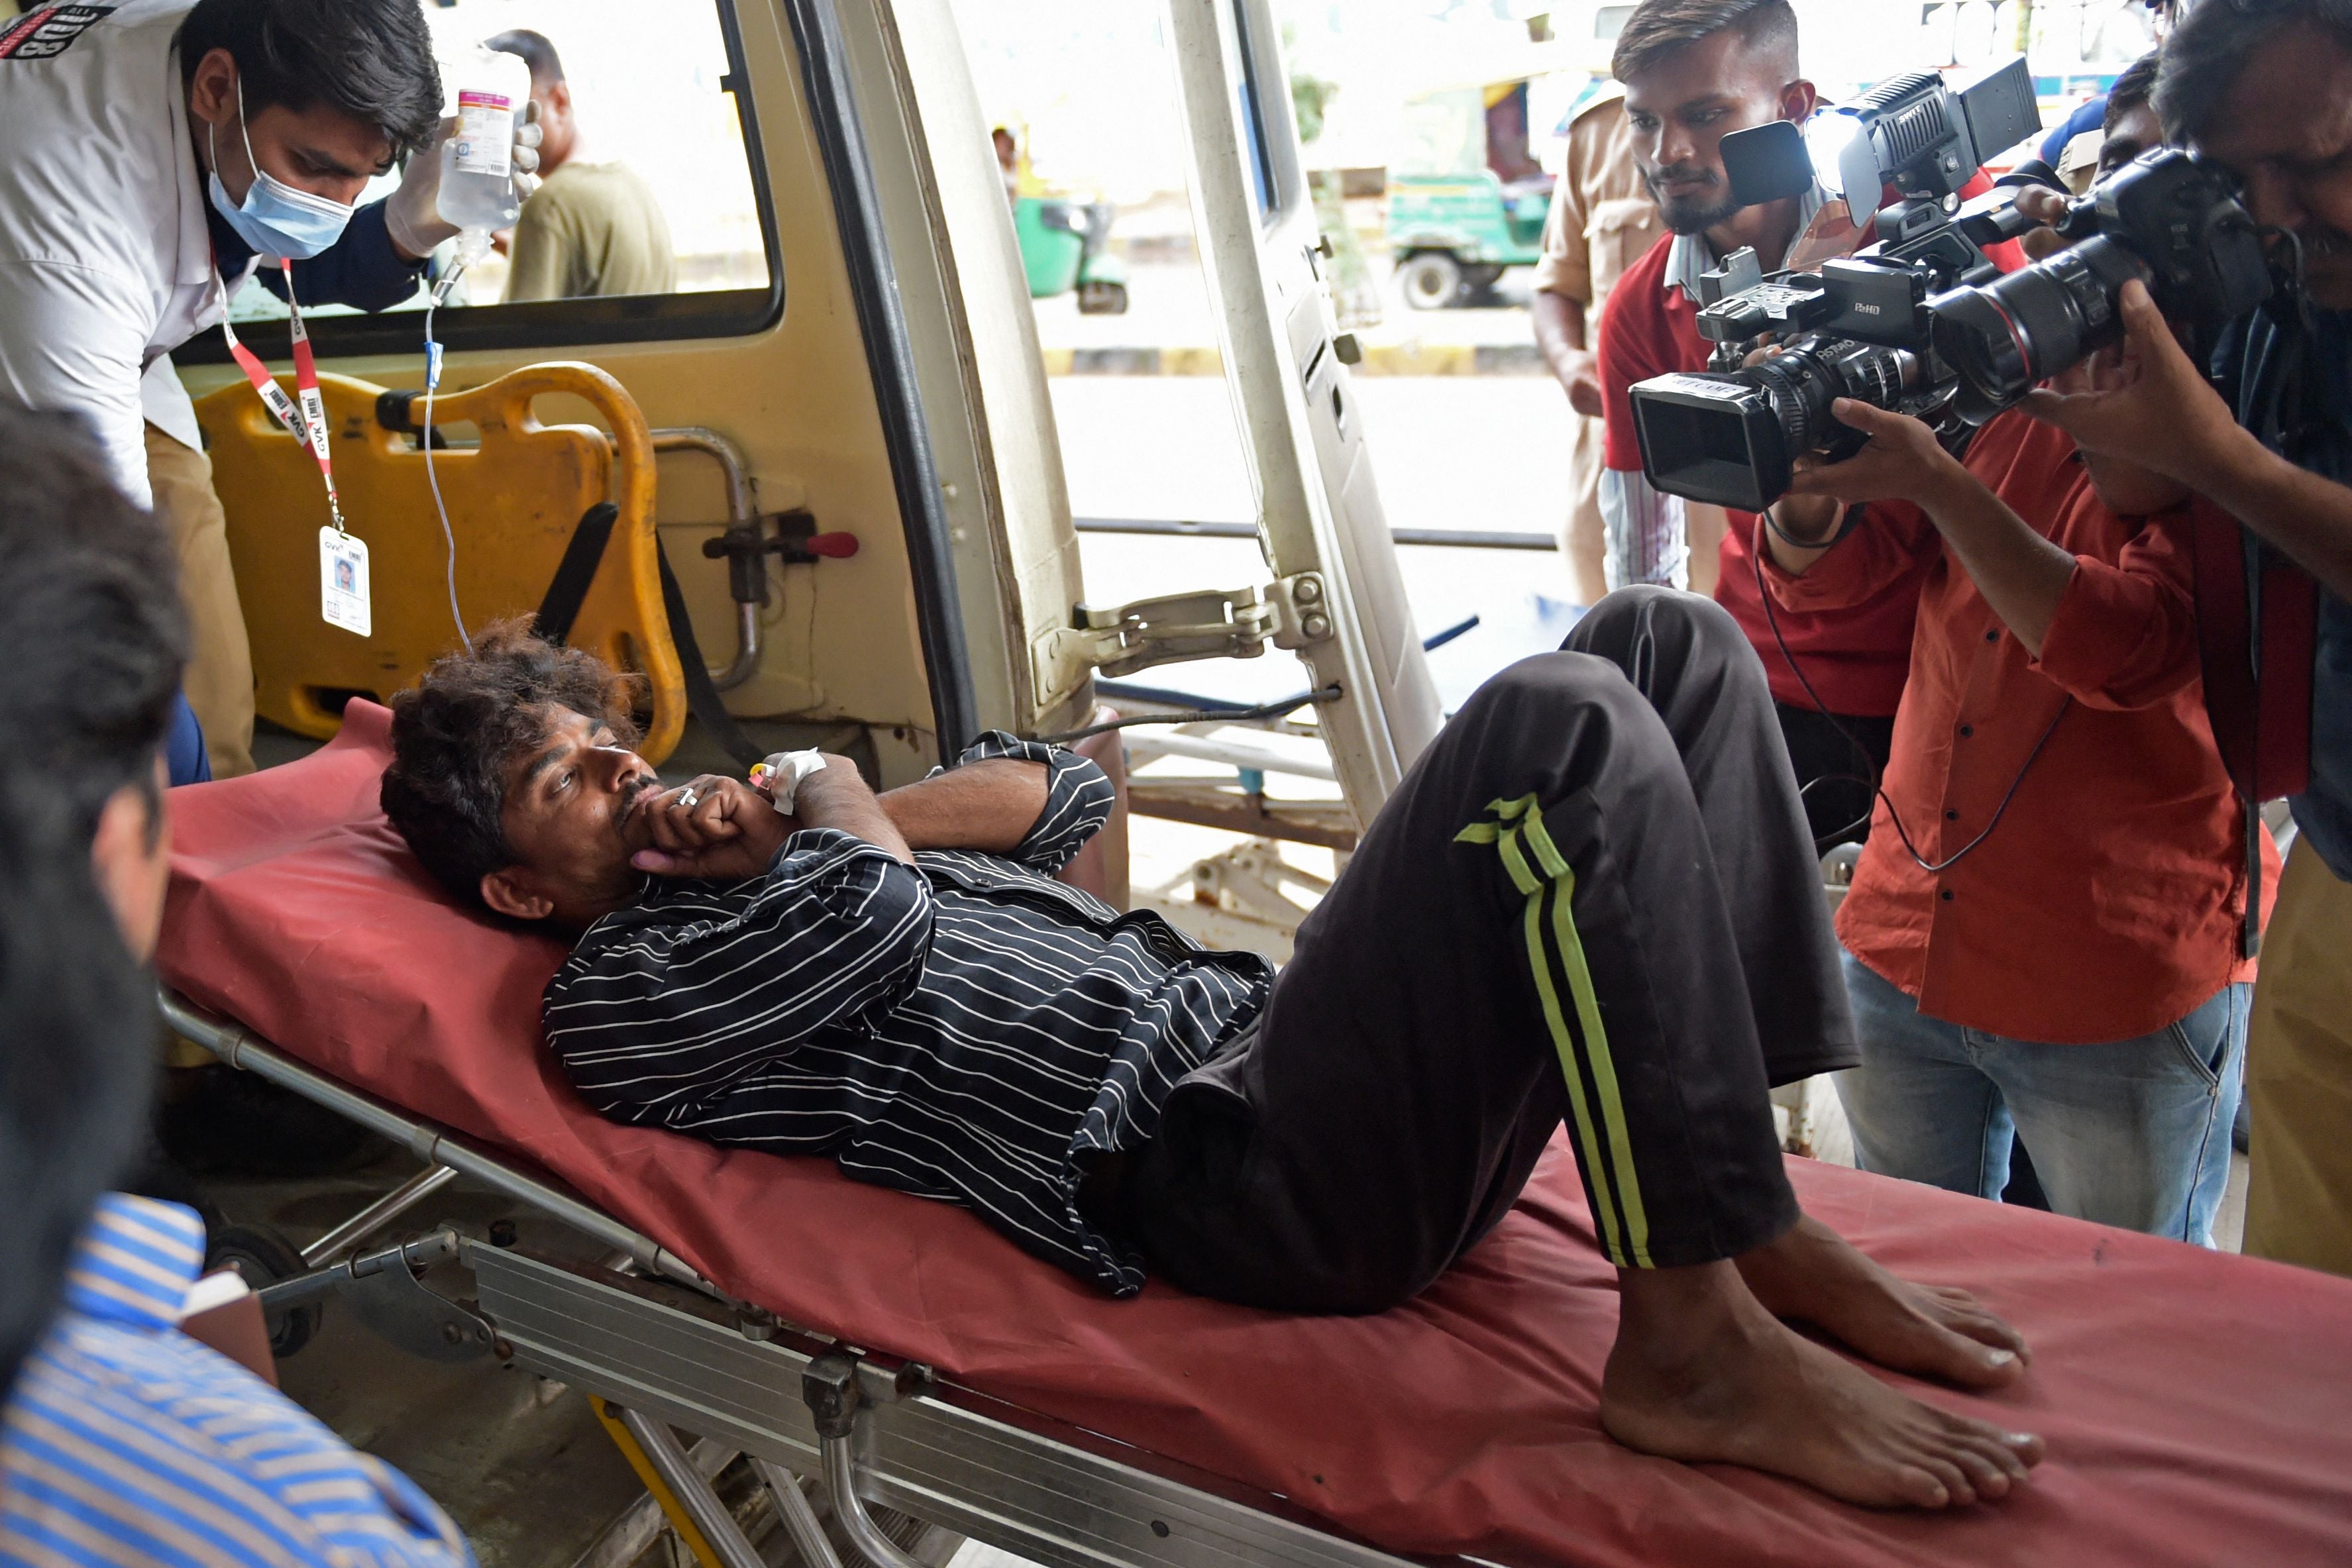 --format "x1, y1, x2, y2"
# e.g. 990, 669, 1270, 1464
1156, 0, 1446, 825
